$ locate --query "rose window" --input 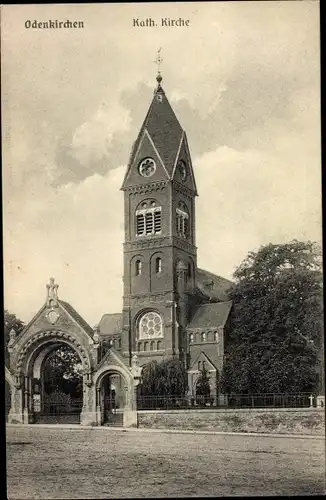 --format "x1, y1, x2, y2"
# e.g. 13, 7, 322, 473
139, 311, 163, 339
139, 158, 156, 177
